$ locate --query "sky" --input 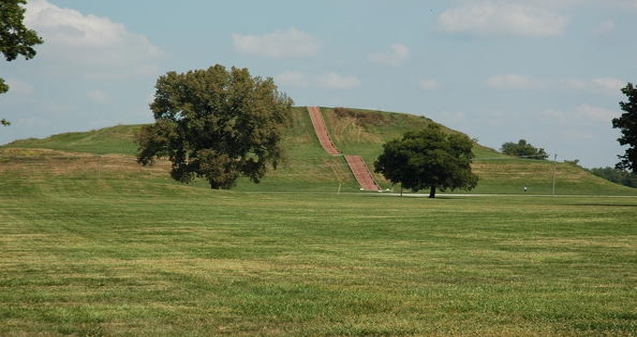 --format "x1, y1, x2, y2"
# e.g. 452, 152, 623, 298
1, 0, 636, 168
